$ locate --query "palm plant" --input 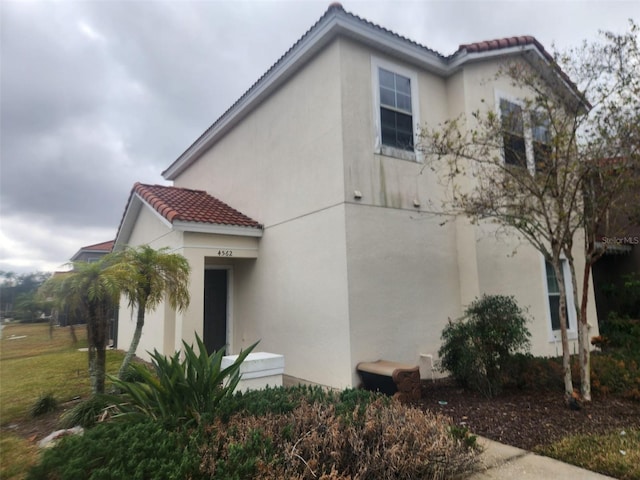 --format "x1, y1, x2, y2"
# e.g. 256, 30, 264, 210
110, 335, 257, 425
42, 257, 121, 394
112, 245, 191, 381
